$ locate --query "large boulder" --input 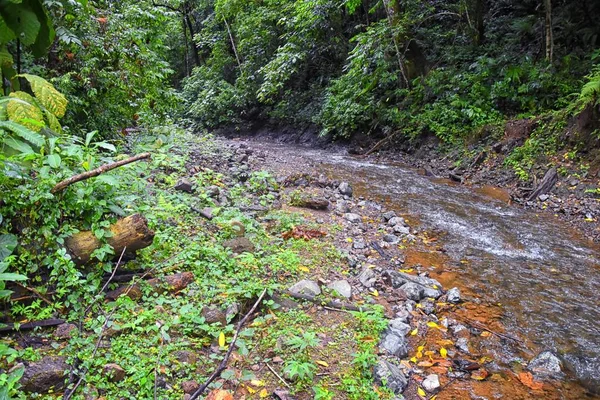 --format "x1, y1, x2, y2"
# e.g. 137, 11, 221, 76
528, 351, 563, 379
289, 280, 321, 297
374, 359, 408, 394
